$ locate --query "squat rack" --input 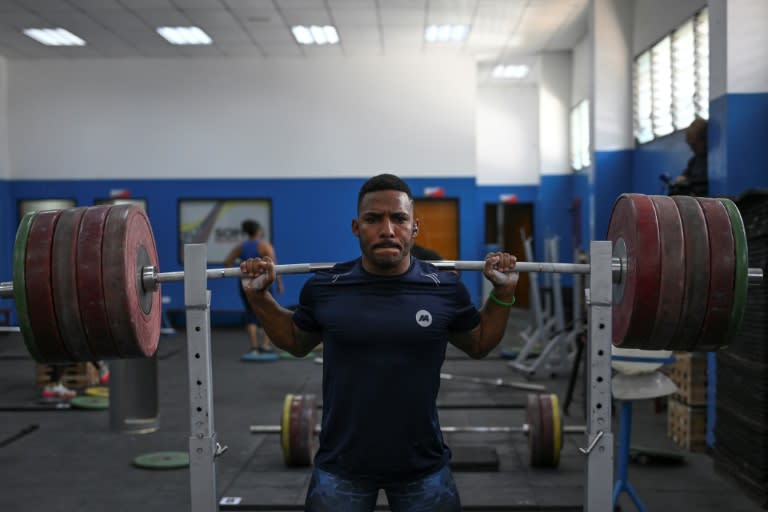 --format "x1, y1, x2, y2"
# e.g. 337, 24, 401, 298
181, 241, 615, 512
